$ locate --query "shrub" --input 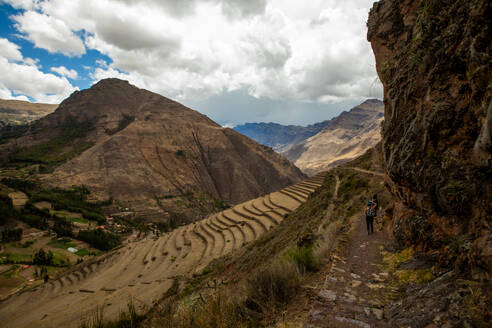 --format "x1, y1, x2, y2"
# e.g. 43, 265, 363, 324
19, 214, 49, 230
244, 261, 300, 313
1, 228, 23, 242
284, 245, 319, 274
53, 220, 74, 237
213, 198, 230, 211
0, 194, 16, 225
1, 177, 36, 193
24, 202, 51, 218
80, 299, 145, 328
